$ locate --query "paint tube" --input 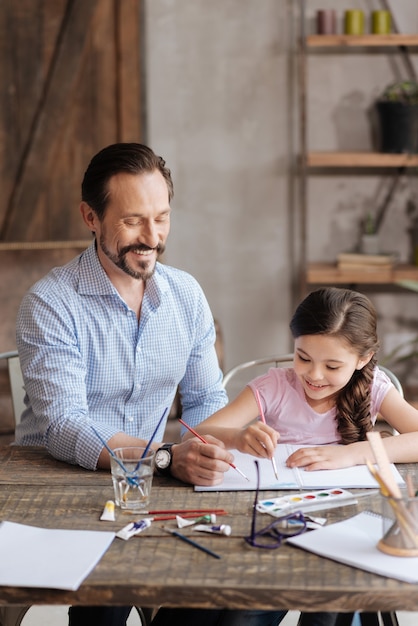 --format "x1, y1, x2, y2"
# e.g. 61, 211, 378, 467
116, 518, 152, 540
193, 524, 231, 536
176, 513, 217, 528
100, 500, 116, 521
